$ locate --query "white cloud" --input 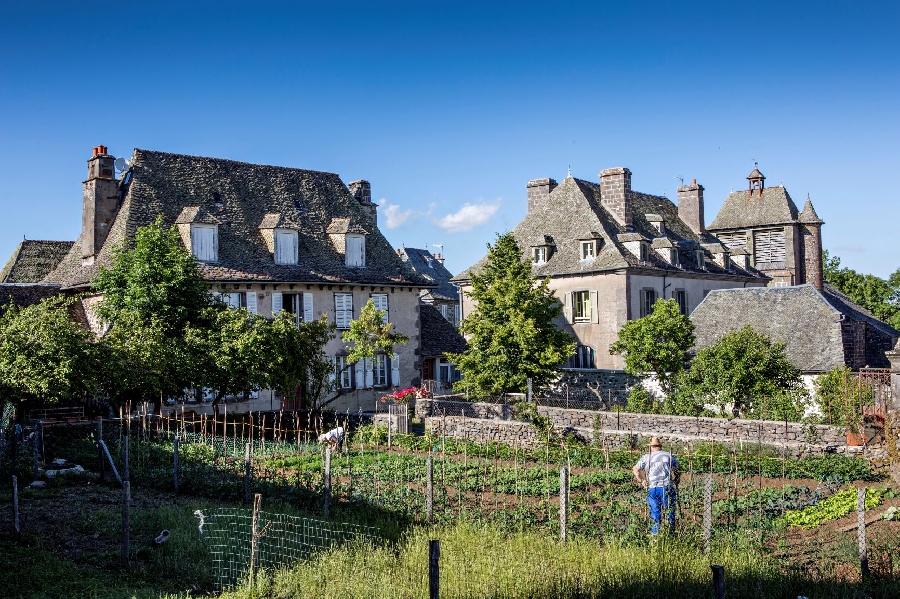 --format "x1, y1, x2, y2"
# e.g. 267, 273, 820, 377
377, 198, 417, 229
433, 200, 501, 233
834, 244, 865, 253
